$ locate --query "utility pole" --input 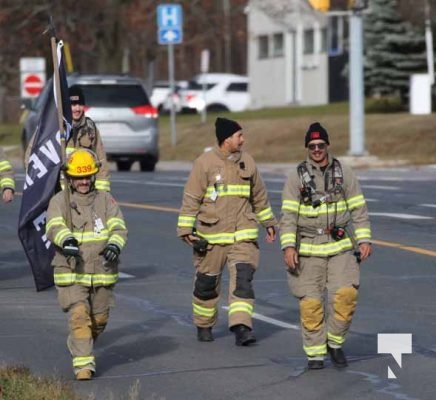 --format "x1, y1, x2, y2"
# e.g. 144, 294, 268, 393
349, 7, 365, 156
310, 0, 367, 155
425, 0, 434, 85
223, 0, 231, 72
